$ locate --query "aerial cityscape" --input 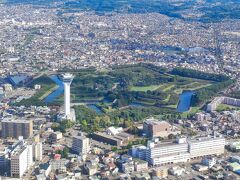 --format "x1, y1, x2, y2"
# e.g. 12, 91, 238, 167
0, 0, 240, 179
